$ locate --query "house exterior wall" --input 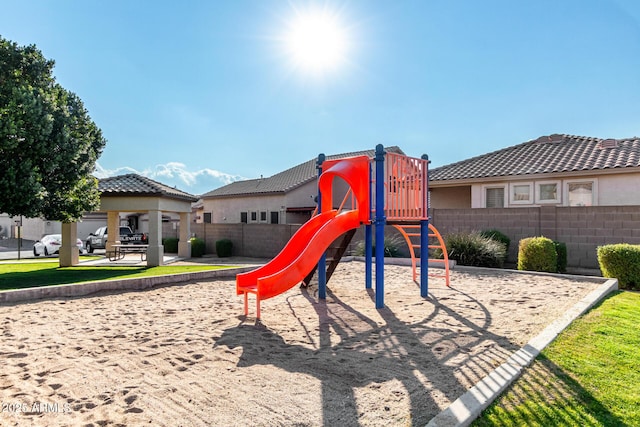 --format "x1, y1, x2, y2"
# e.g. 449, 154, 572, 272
77, 214, 111, 240
202, 194, 287, 224
330, 177, 358, 209
470, 185, 483, 208
0, 213, 107, 241
430, 186, 471, 209
597, 173, 640, 205
202, 178, 354, 225
0, 215, 55, 241
465, 172, 640, 208
285, 182, 317, 209
284, 182, 317, 224
192, 205, 205, 223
